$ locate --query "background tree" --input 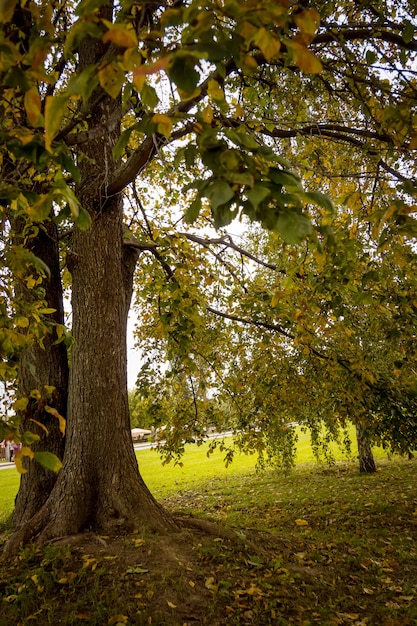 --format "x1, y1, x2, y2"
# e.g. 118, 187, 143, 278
1, 0, 416, 554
